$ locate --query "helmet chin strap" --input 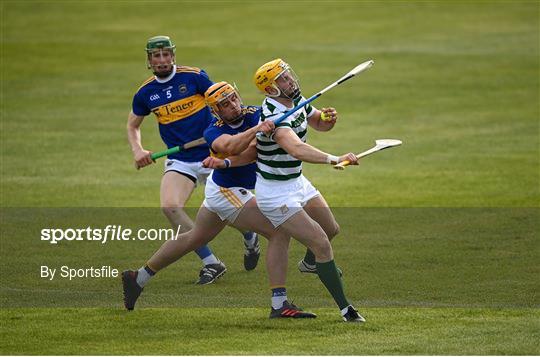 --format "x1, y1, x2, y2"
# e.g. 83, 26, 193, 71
153, 69, 173, 77
274, 78, 301, 100
152, 62, 175, 78
279, 88, 301, 100
289, 88, 301, 99
147, 50, 175, 77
